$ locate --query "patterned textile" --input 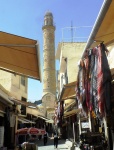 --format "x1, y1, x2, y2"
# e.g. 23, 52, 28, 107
89, 49, 95, 111
84, 55, 90, 110
97, 45, 104, 115
76, 59, 87, 115
76, 43, 111, 118
91, 47, 98, 116
101, 44, 112, 114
